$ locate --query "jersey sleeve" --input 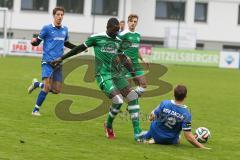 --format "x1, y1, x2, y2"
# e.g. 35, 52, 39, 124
182, 111, 192, 131
38, 25, 48, 40
152, 102, 164, 117
83, 36, 96, 48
